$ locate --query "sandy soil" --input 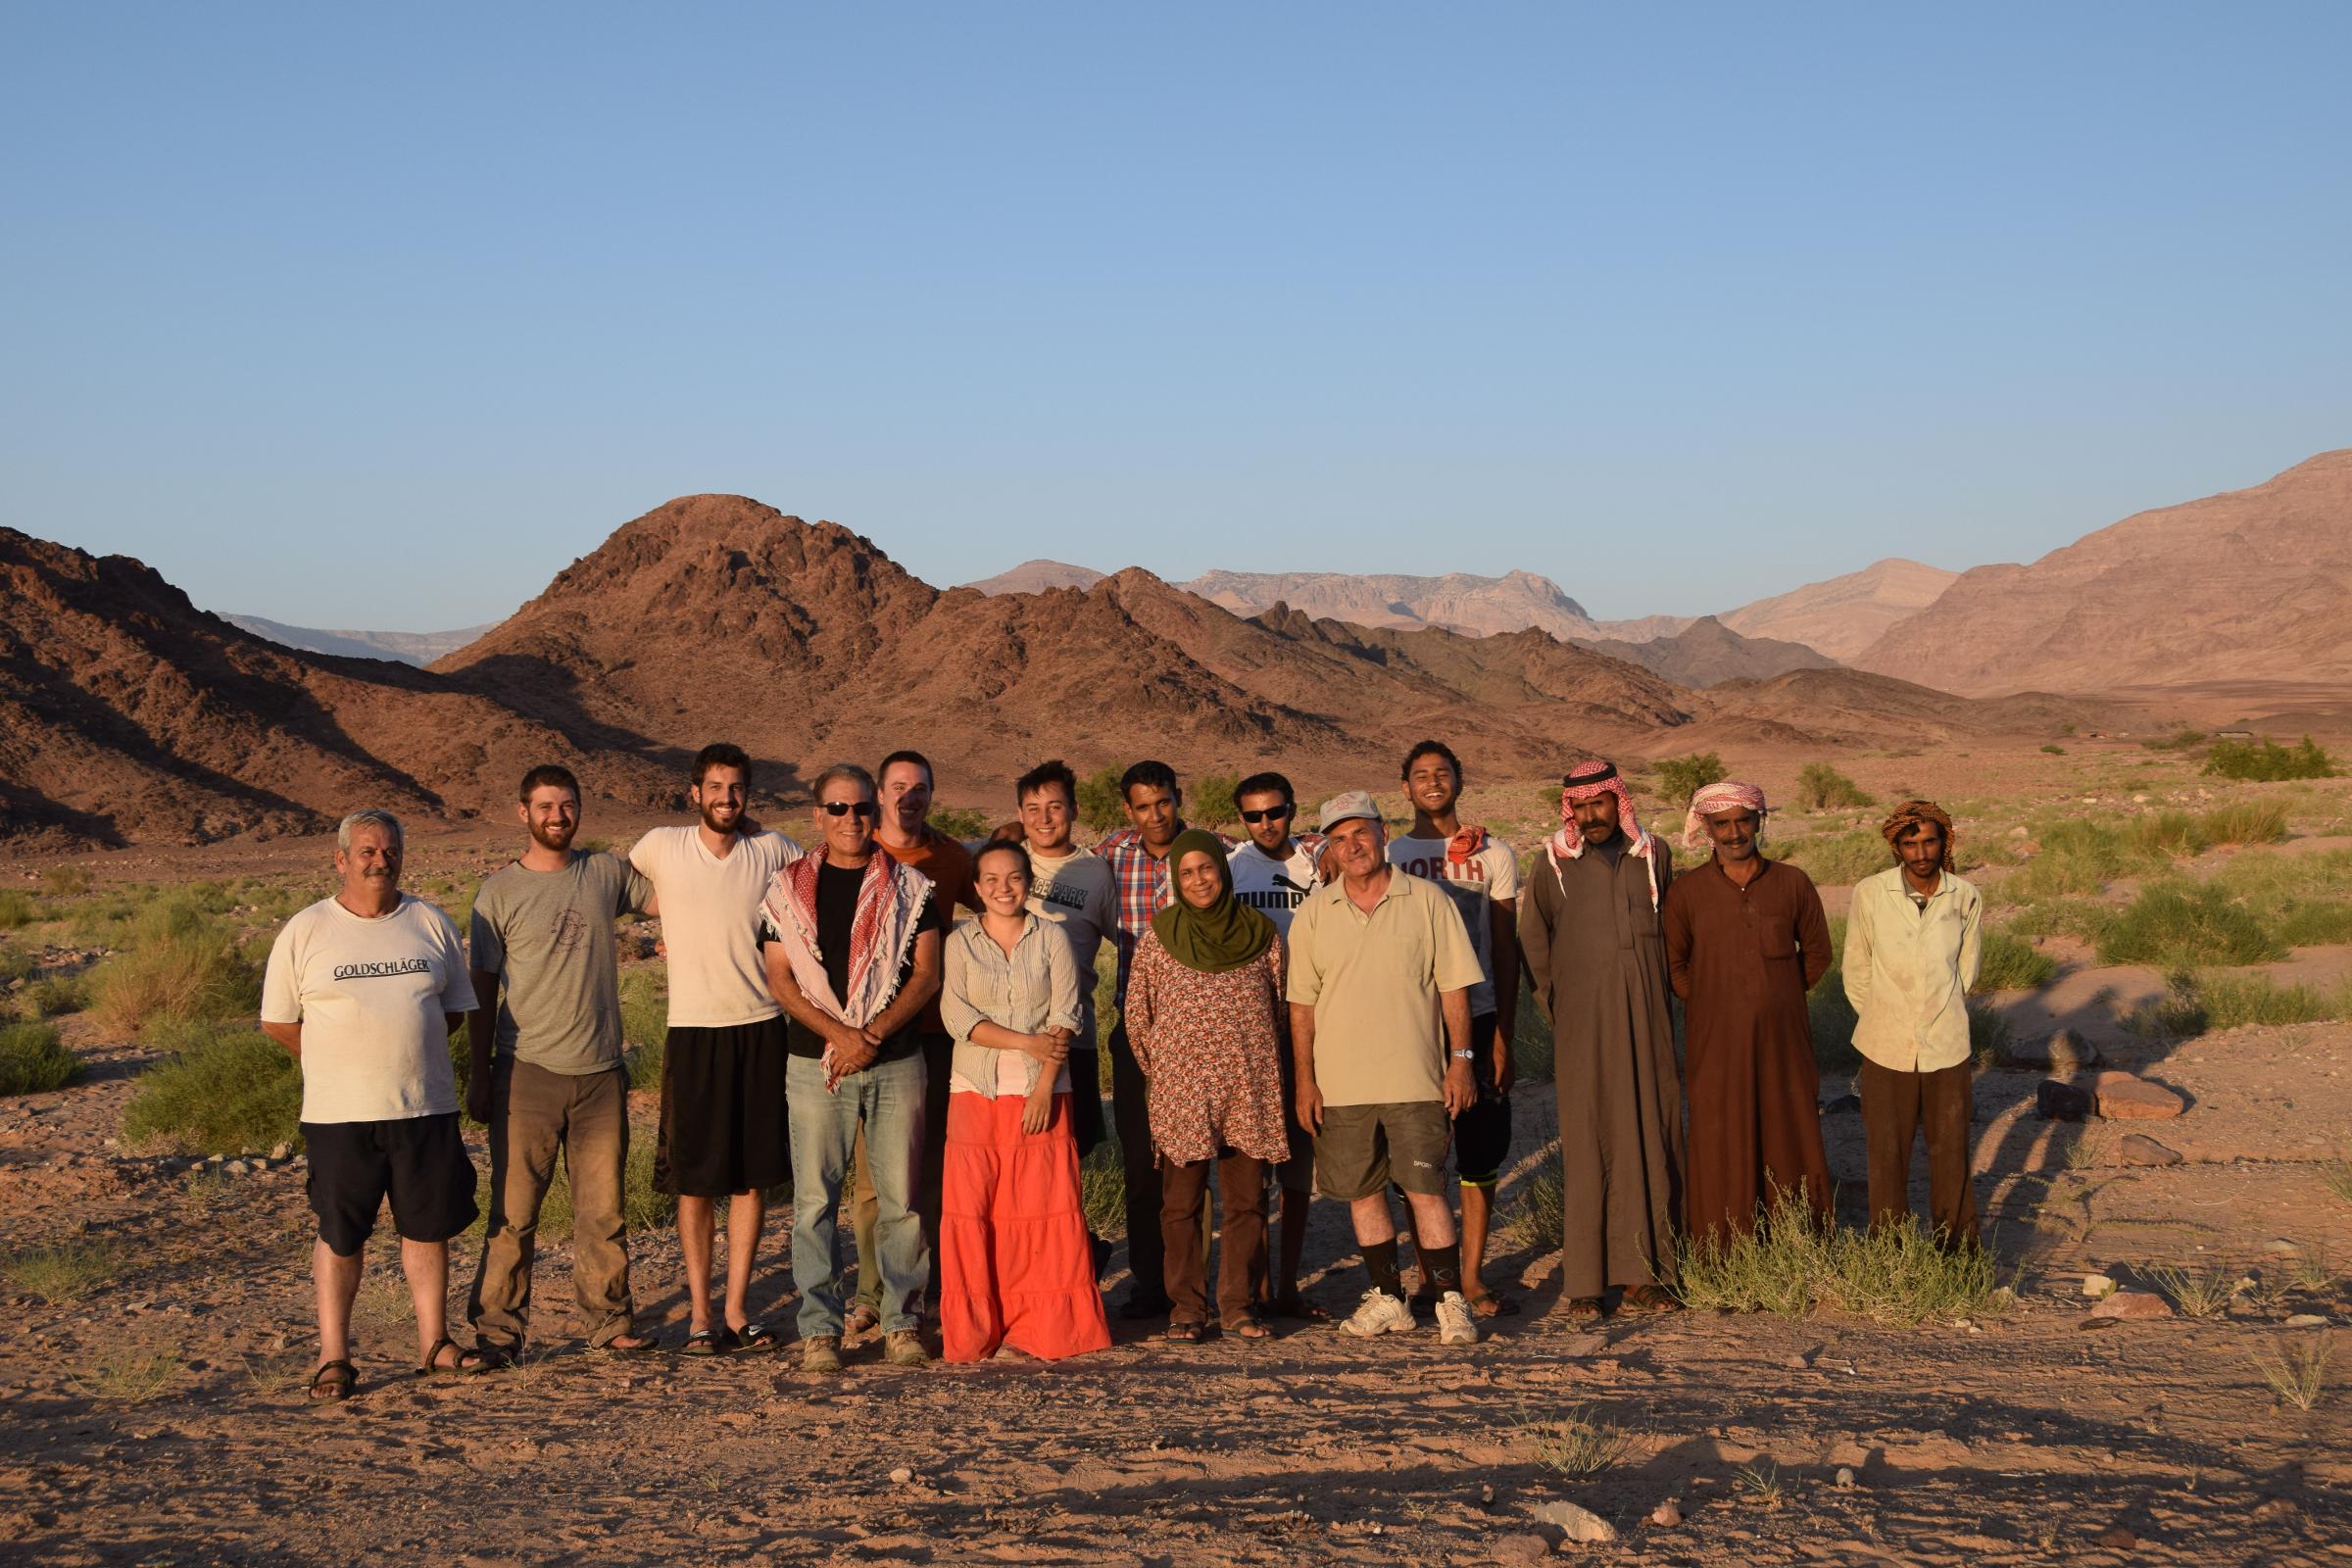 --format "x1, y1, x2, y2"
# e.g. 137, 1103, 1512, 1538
4, 748, 2350, 1565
